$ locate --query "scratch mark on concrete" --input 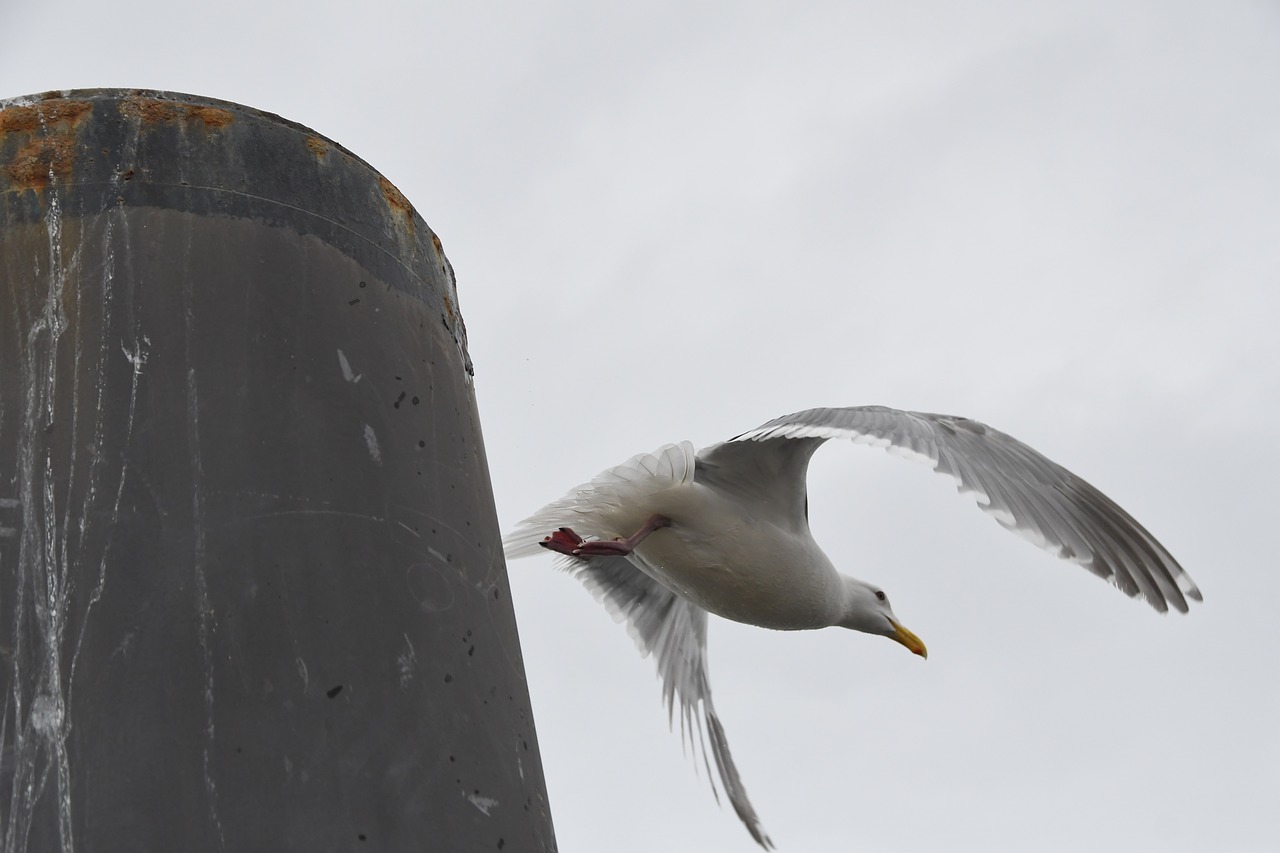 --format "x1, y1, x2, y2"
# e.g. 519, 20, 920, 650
245, 509, 390, 526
